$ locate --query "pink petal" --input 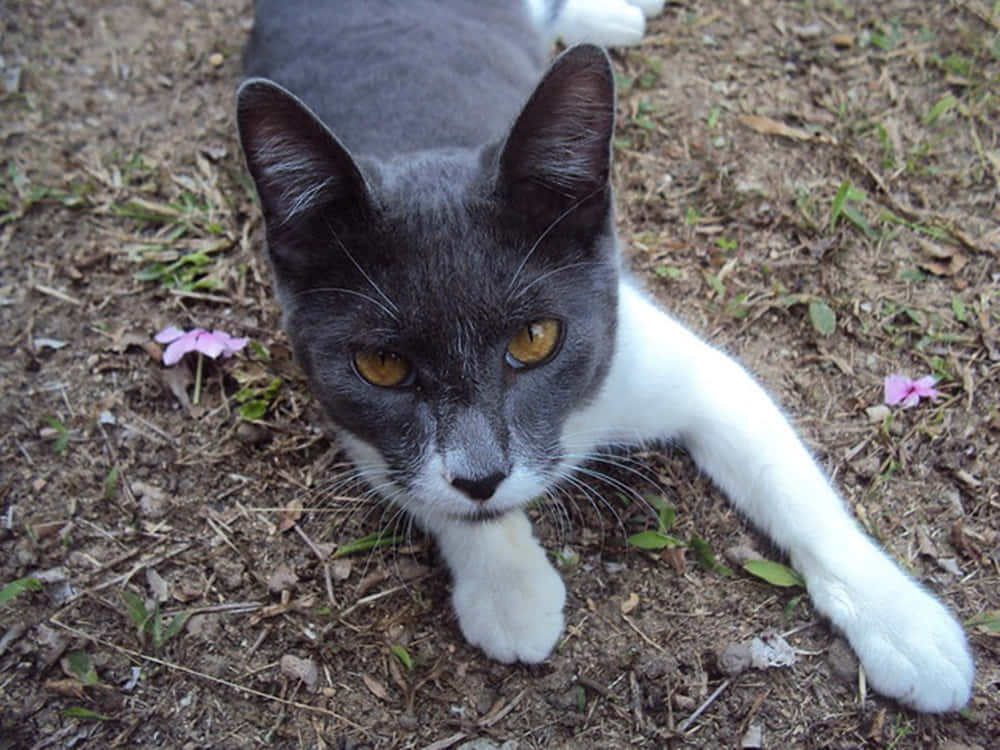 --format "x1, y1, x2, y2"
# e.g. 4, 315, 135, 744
912, 376, 939, 399
884, 374, 911, 406
162, 332, 200, 365
155, 325, 185, 344
193, 331, 226, 359
900, 392, 921, 408
211, 330, 248, 357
